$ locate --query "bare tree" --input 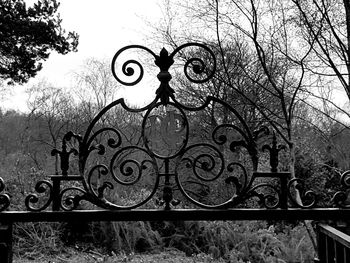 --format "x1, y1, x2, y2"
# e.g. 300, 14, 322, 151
27, 80, 76, 174
155, 0, 312, 181
291, 0, 350, 98
154, 0, 350, 251
73, 58, 119, 118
